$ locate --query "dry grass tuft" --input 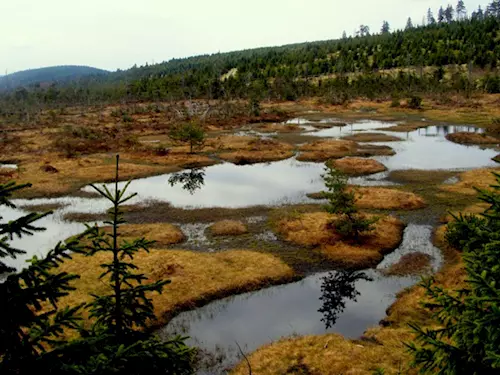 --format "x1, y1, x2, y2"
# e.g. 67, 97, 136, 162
276, 212, 404, 269
308, 187, 426, 210
55, 249, 295, 328
255, 123, 301, 133
355, 187, 426, 210
446, 132, 498, 145
9, 155, 174, 198
208, 220, 248, 236
110, 223, 186, 247
381, 253, 432, 276
332, 157, 387, 176
297, 140, 395, 162
218, 138, 294, 164
440, 168, 500, 195
230, 332, 414, 375
218, 150, 294, 165
297, 139, 357, 162
342, 132, 403, 142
